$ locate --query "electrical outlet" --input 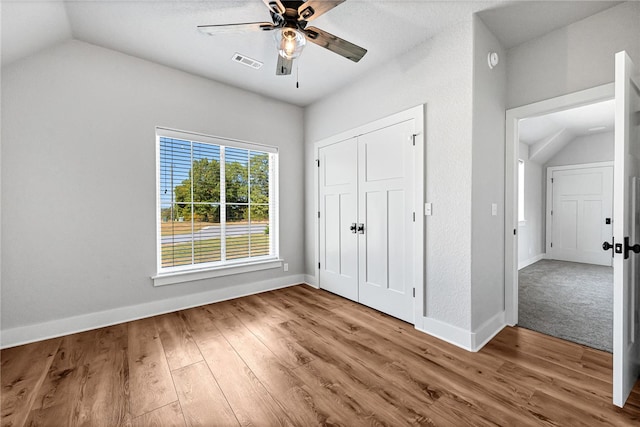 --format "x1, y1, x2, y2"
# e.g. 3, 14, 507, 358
283, 263, 289, 272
